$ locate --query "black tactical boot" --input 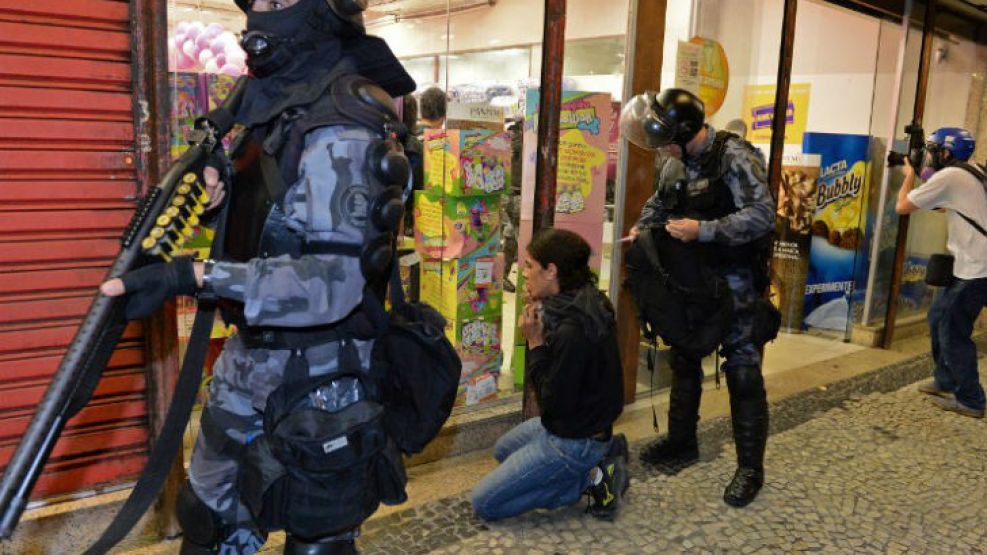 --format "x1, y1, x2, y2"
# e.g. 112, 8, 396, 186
179, 540, 218, 555
640, 352, 702, 469
285, 534, 358, 555
724, 366, 769, 508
